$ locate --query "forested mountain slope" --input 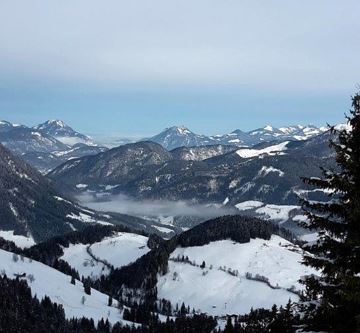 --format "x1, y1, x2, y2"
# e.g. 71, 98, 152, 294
0, 144, 114, 243
49, 132, 335, 207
